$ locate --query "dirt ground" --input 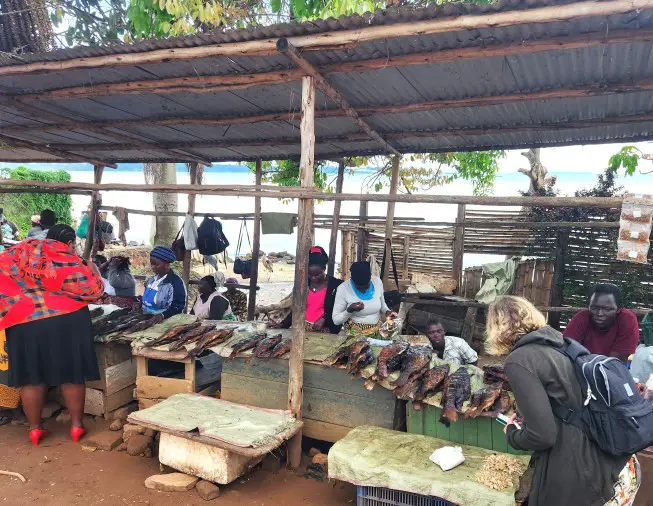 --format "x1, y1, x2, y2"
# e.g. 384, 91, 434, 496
0, 422, 355, 506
